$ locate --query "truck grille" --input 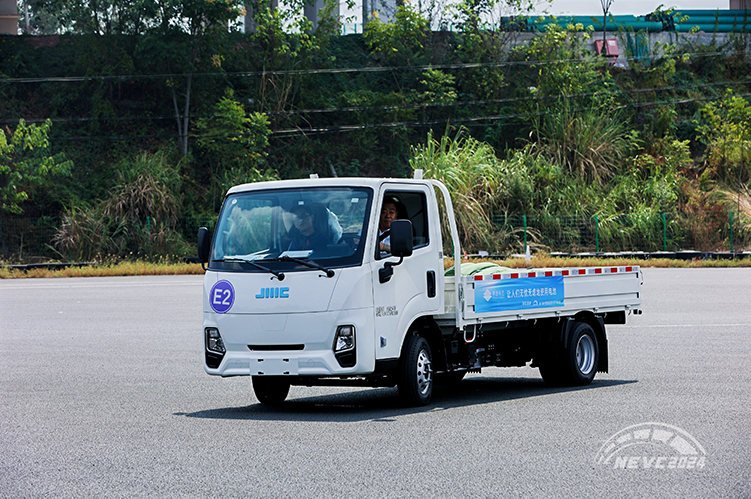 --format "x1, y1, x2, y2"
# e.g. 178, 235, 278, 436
248, 344, 305, 351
